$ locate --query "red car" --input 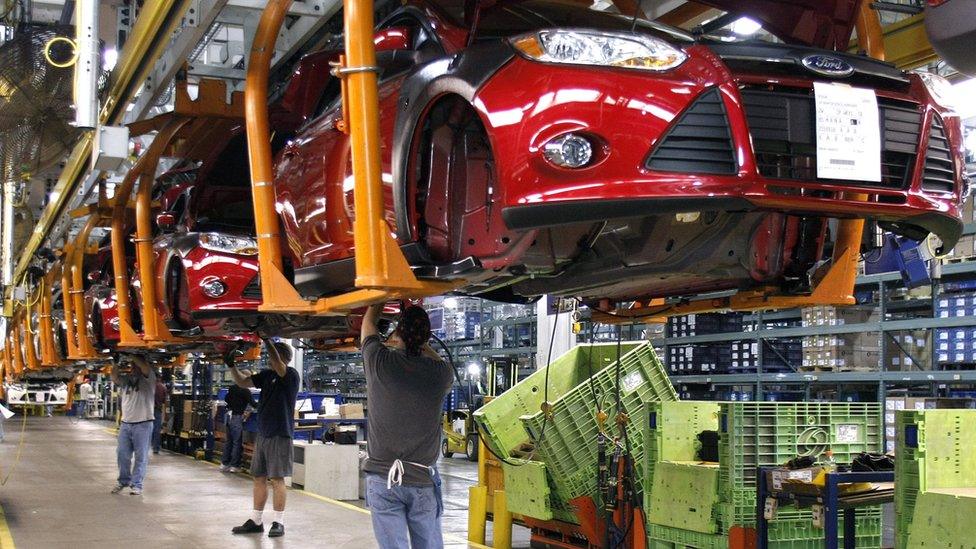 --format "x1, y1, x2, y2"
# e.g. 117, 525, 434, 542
149, 133, 380, 344
84, 244, 127, 351
269, 0, 964, 302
